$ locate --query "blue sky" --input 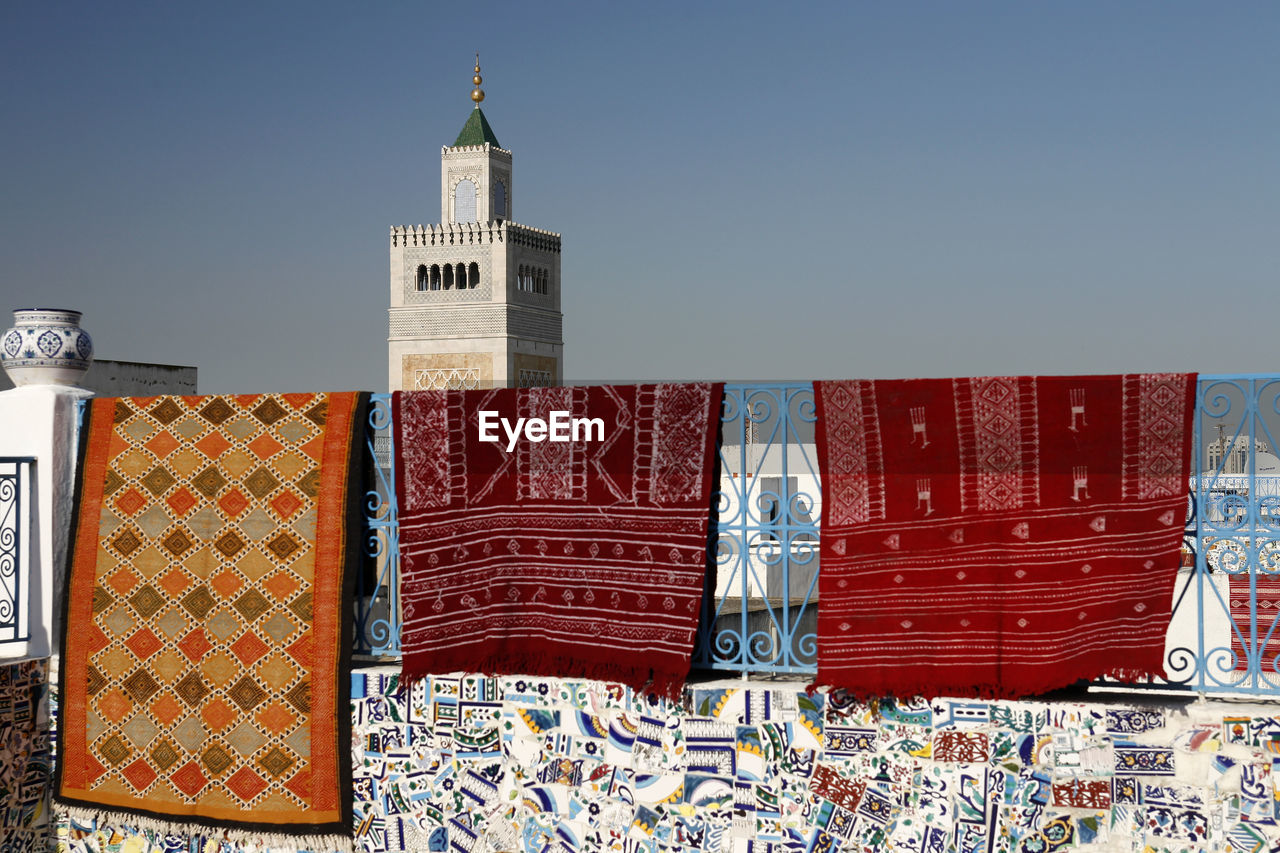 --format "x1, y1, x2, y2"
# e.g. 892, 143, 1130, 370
1, 2, 1276, 392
